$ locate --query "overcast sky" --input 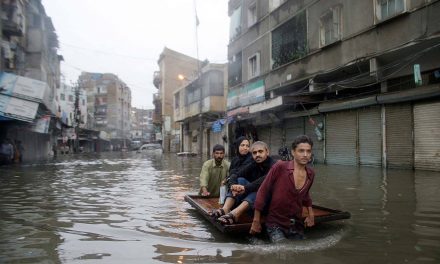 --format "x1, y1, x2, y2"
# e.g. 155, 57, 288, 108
42, 0, 230, 109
